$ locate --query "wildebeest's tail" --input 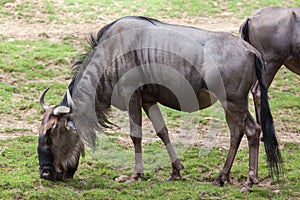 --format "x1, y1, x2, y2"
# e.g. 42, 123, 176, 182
254, 54, 283, 179
240, 18, 250, 42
